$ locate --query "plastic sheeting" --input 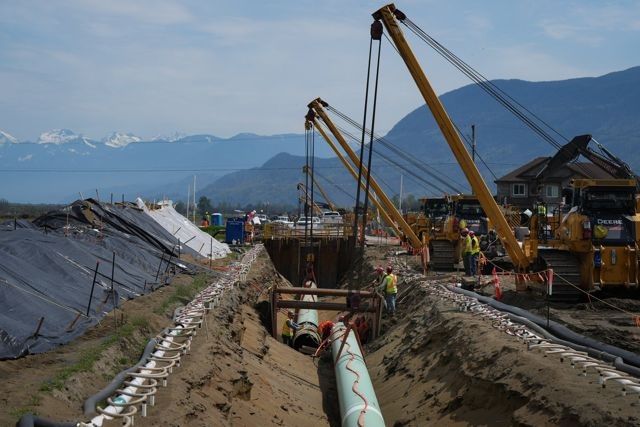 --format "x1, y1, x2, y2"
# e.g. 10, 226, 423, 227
0, 199, 204, 359
136, 199, 230, 259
